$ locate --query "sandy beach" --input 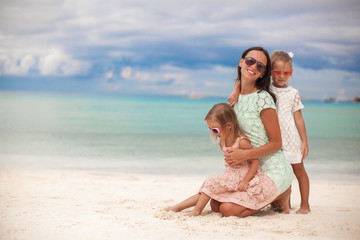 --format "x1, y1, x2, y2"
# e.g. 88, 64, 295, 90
0, 167, 359, 240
